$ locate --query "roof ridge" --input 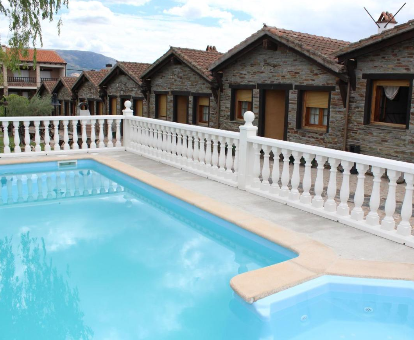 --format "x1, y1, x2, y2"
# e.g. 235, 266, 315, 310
265, 26, 351, 44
